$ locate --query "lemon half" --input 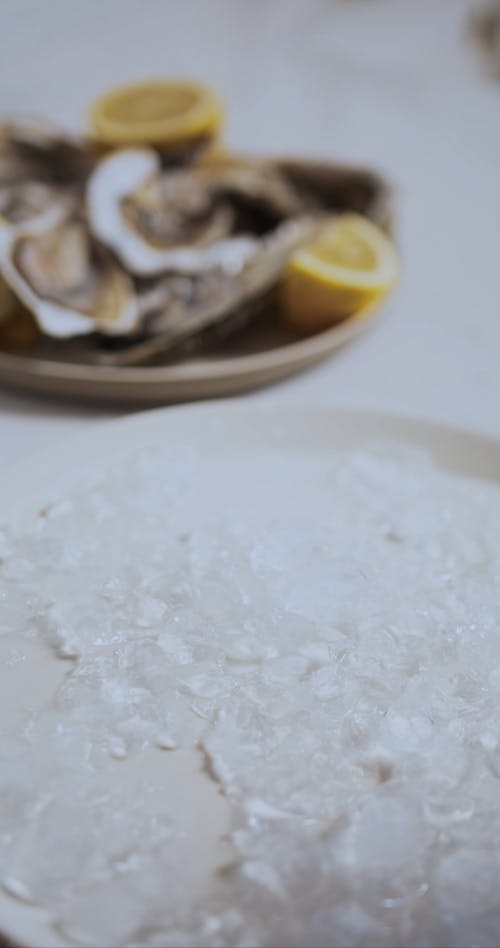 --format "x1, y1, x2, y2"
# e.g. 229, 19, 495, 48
90, 79, 223, 149
281, 213, 399, 333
